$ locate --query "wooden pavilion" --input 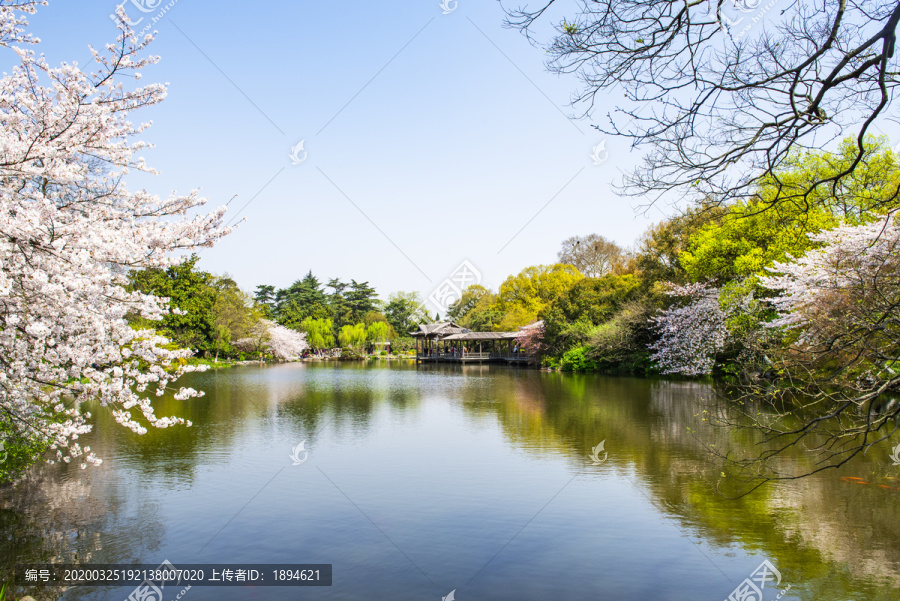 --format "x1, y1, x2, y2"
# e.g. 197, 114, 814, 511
409, 321, 533, 364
